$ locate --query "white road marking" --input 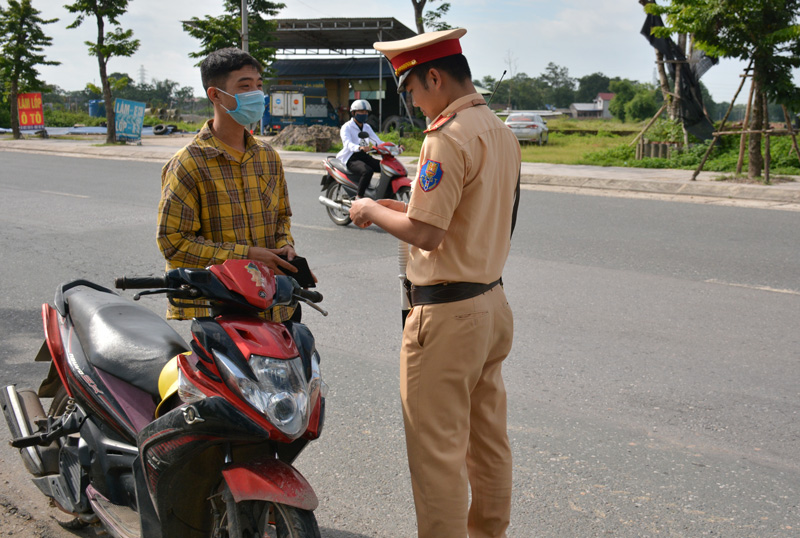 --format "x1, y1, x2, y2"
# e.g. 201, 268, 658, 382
705, 279, 800, 295
292, 223, 339, 232
39, 190, 90, 199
